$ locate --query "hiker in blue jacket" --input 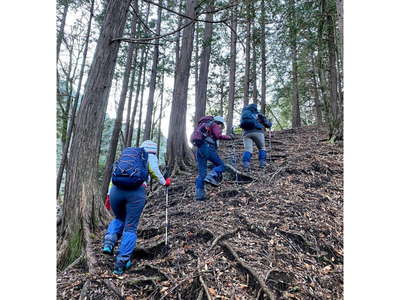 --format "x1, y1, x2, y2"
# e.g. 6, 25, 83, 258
102, 140, 171, 275
240, 104, 272, 169
191, 116, 232, 201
